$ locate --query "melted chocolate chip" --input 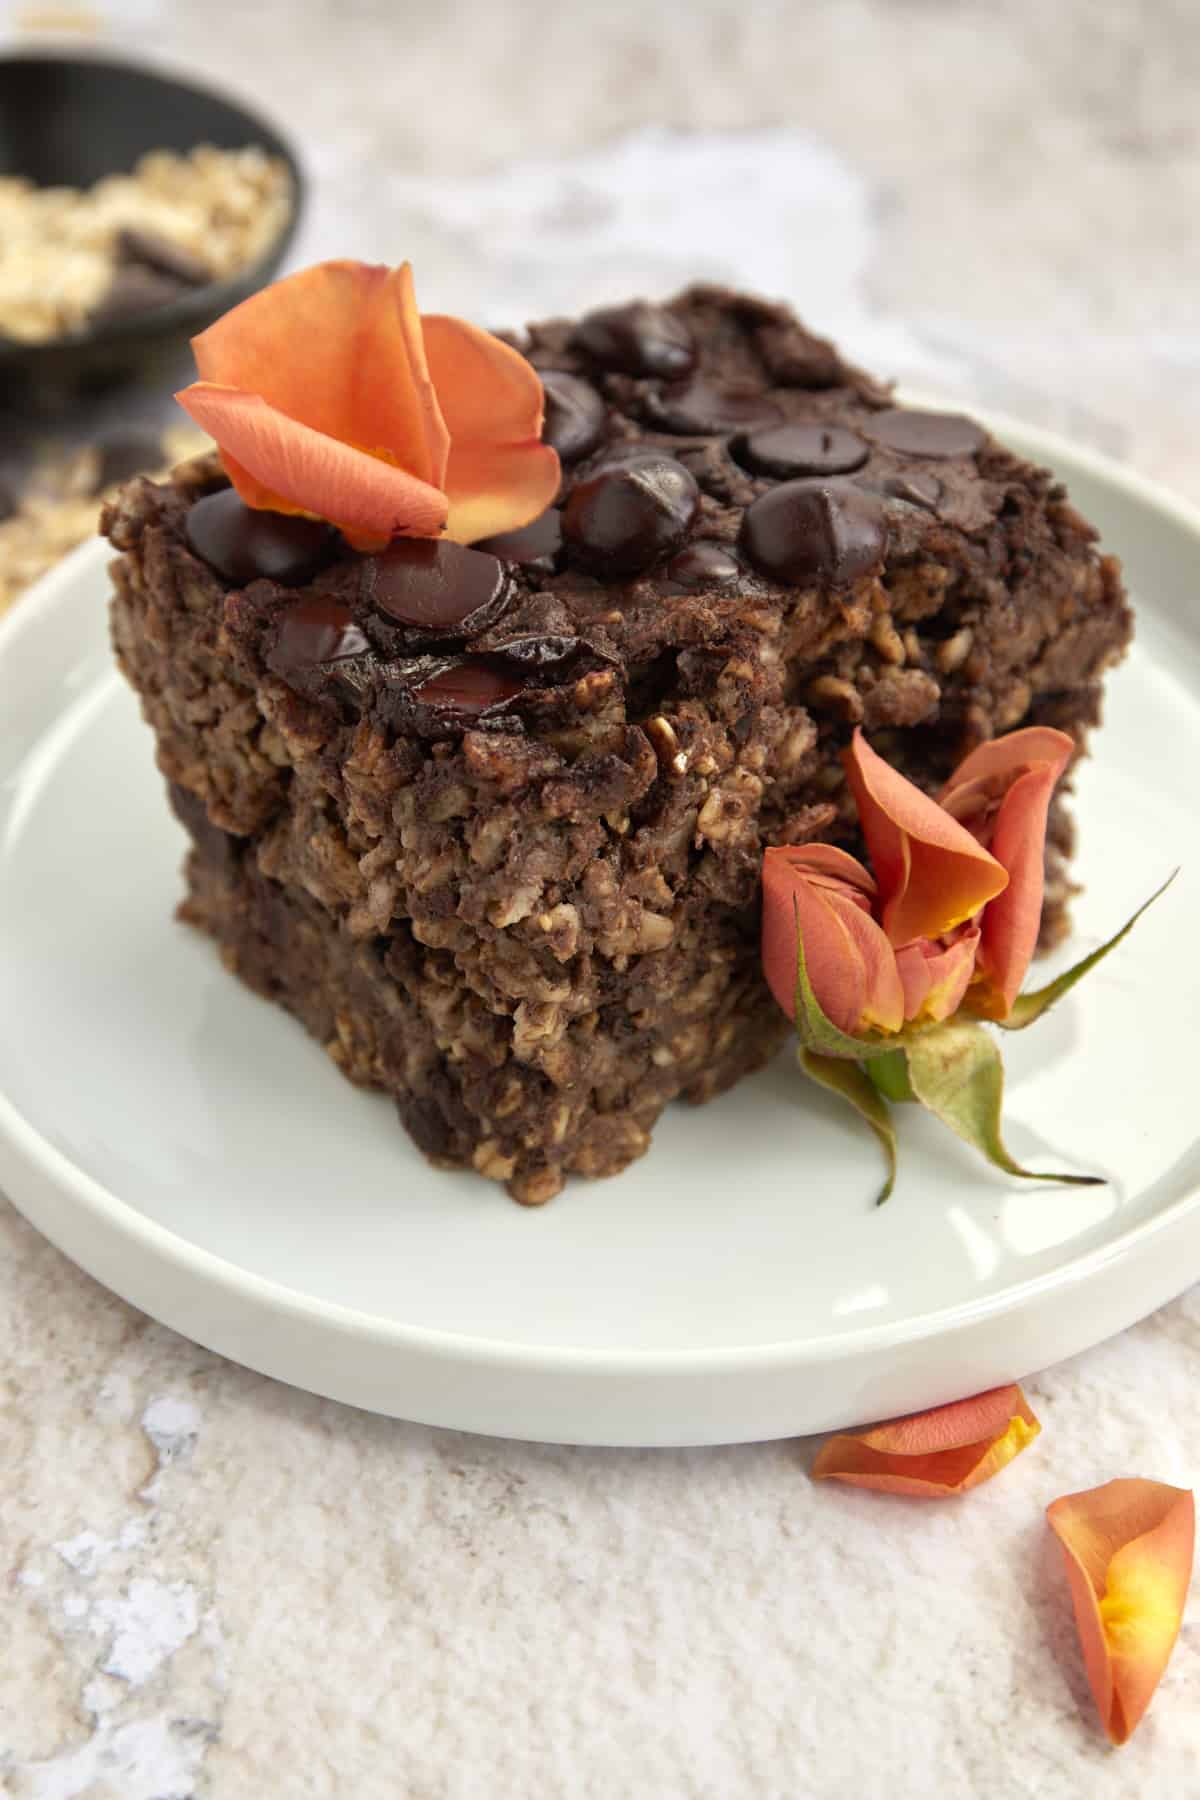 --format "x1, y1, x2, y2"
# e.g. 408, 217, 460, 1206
562, 455, 699, 577
666, 541, 740, 586
541, 371, 606, 463
570, 302, 696, 379
475, 508, 563, 571
866, 408, 986, 459
739, 480, 887, 586
185, 489, 335, 586
413, 659, 524, 717
268, 598, 369, 676
643, 377, 780, 435
731, 421, 869, 479
489, 631, 614, 674
876, 471, 943, 510
369, 539, 508, 634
